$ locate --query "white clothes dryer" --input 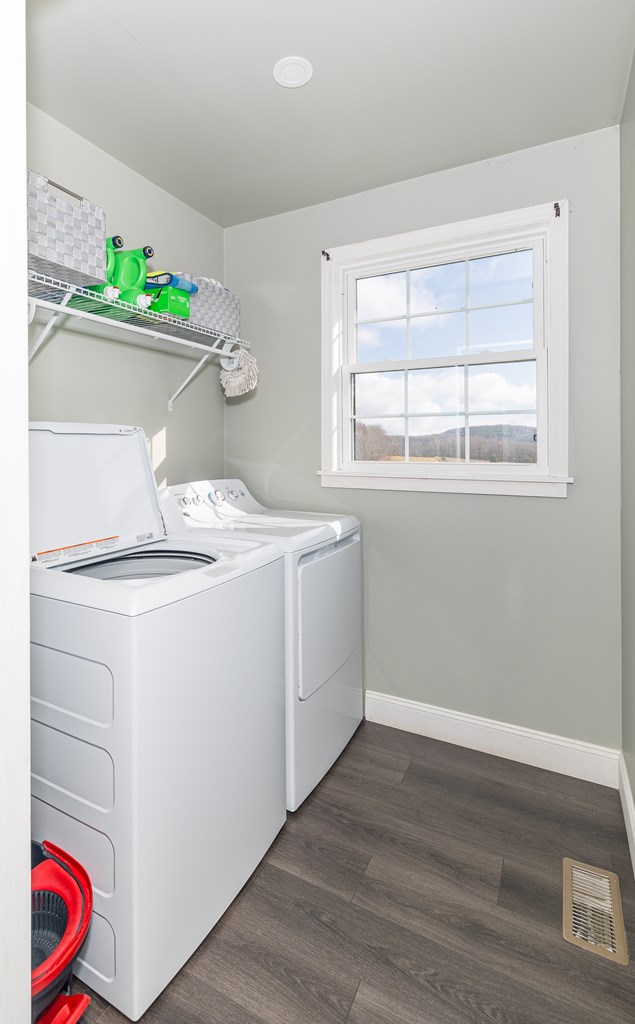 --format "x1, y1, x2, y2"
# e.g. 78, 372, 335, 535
160, 480, 363, 812
29, 424, 286, 1021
